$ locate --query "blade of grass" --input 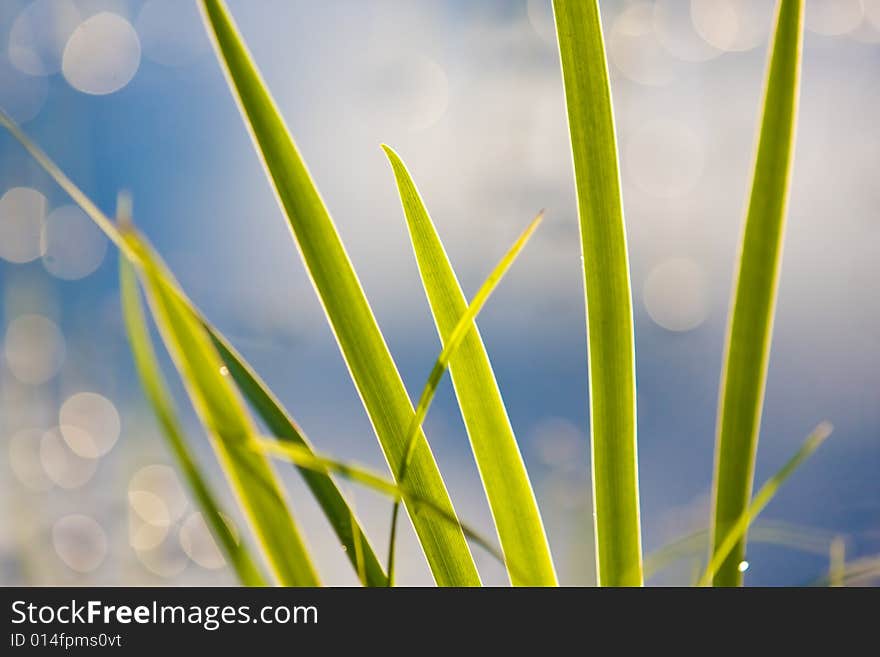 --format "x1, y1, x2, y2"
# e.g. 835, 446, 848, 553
699, 421, 831, 587
349, 504, 367, 586
385, 212, 543, 584
123, 229, 320, 586
120, 257, 266, 586
810, 555, 880, 587
709, 0, 804, 587
199, 0, 479, 585
645, 521, 836, 580
0, 110, 129, 256
0, 110, 385, 586
251, 438, 515, 577
382, 147, 556, 585
829, 536, 845, 587
208, 333, 387, 587
552, 0, 642, 586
